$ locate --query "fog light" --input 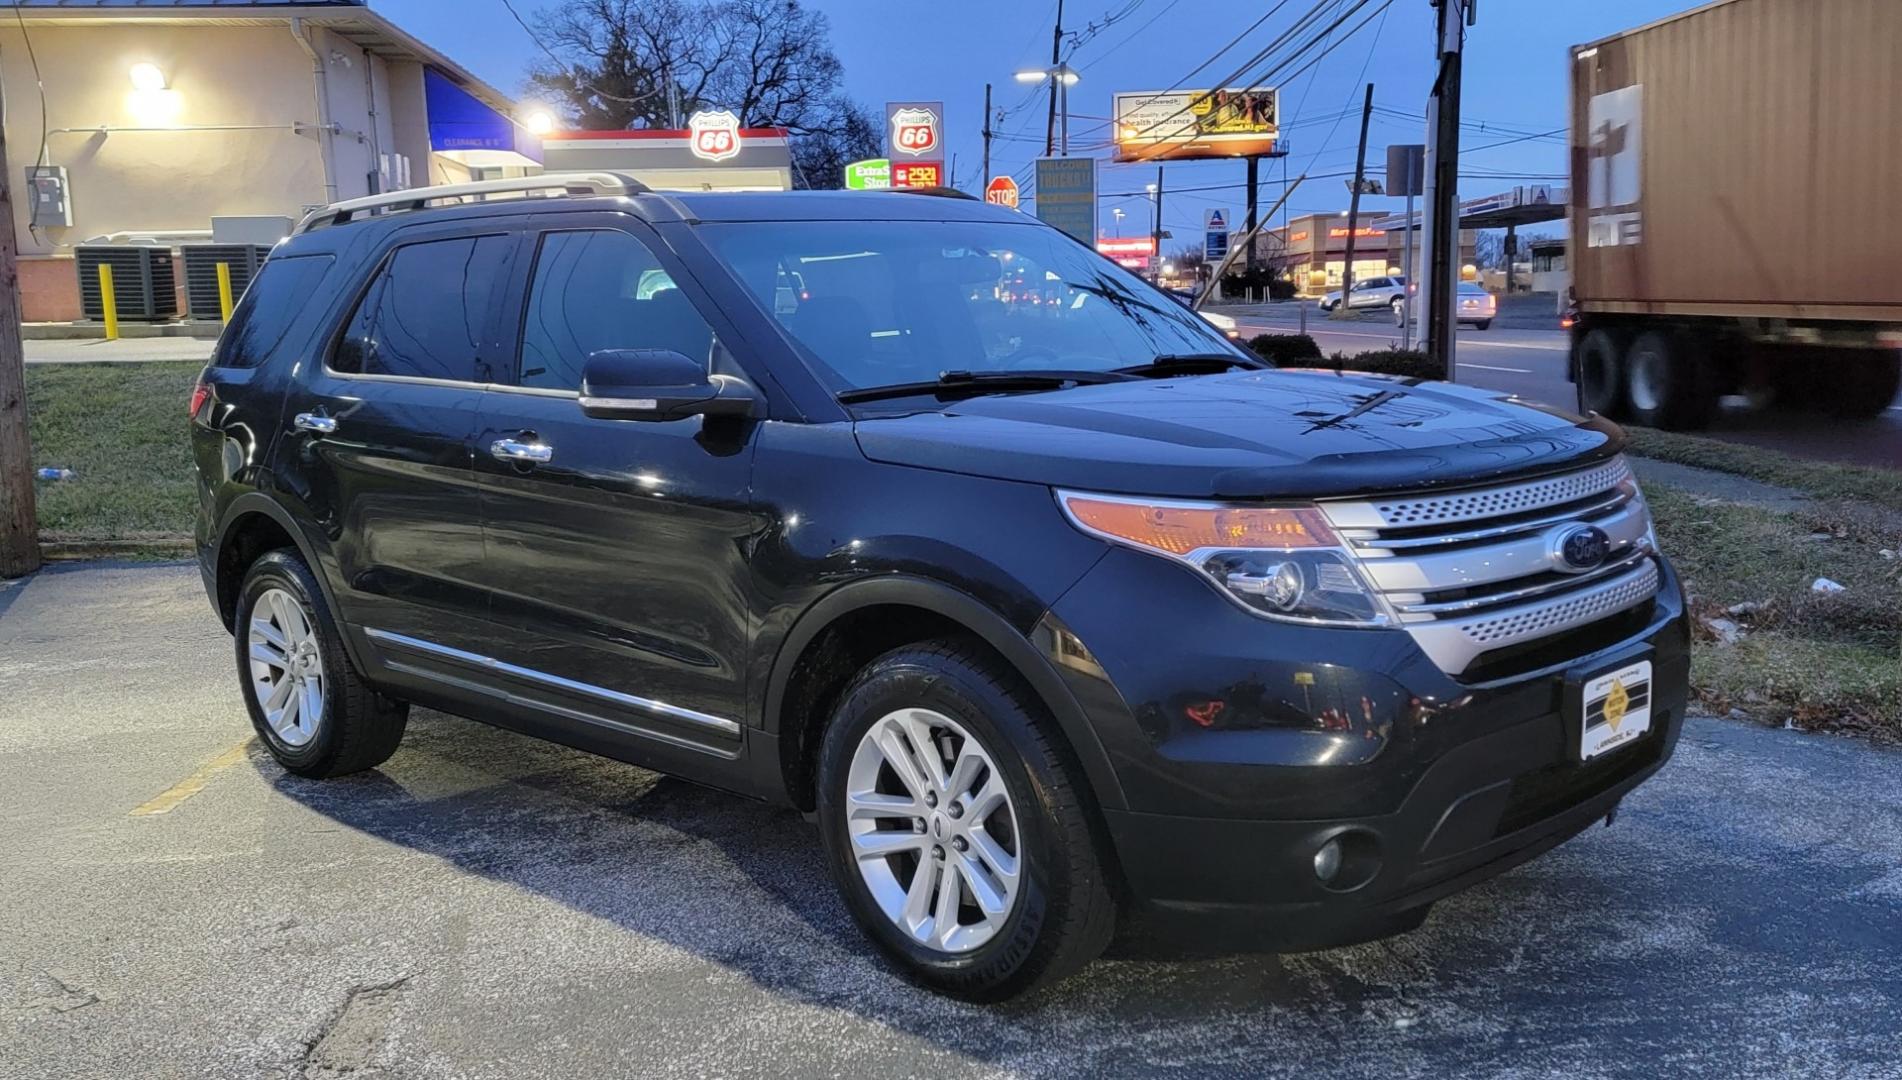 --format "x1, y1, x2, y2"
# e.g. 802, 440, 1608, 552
1313, 838, 1343, 884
